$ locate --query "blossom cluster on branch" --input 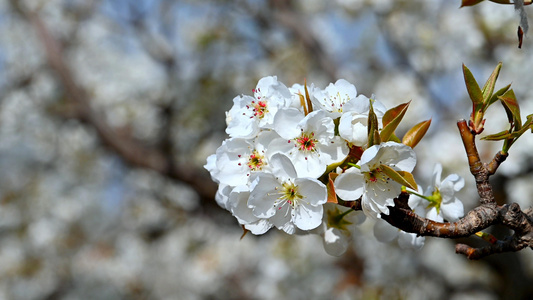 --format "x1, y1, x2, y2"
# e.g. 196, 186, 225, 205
205, 76, 467, 256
